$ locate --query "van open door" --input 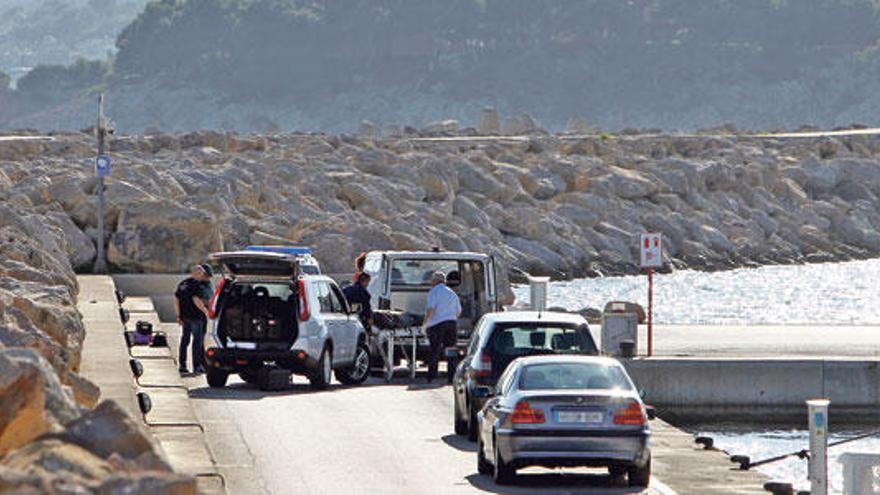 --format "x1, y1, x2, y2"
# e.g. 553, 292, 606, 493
487, 255, 498, 311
